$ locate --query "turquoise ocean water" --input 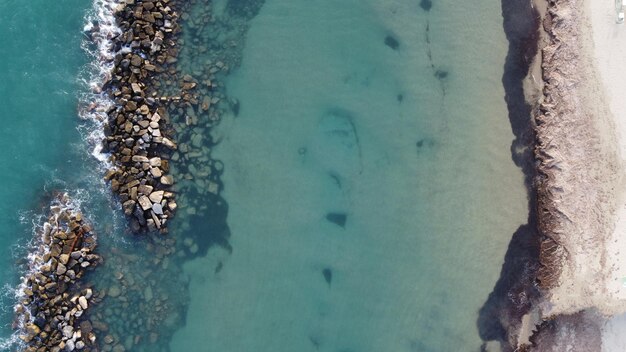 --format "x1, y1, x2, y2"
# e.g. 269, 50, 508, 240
0, 0, 91, 344
0, 0, 527, 351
